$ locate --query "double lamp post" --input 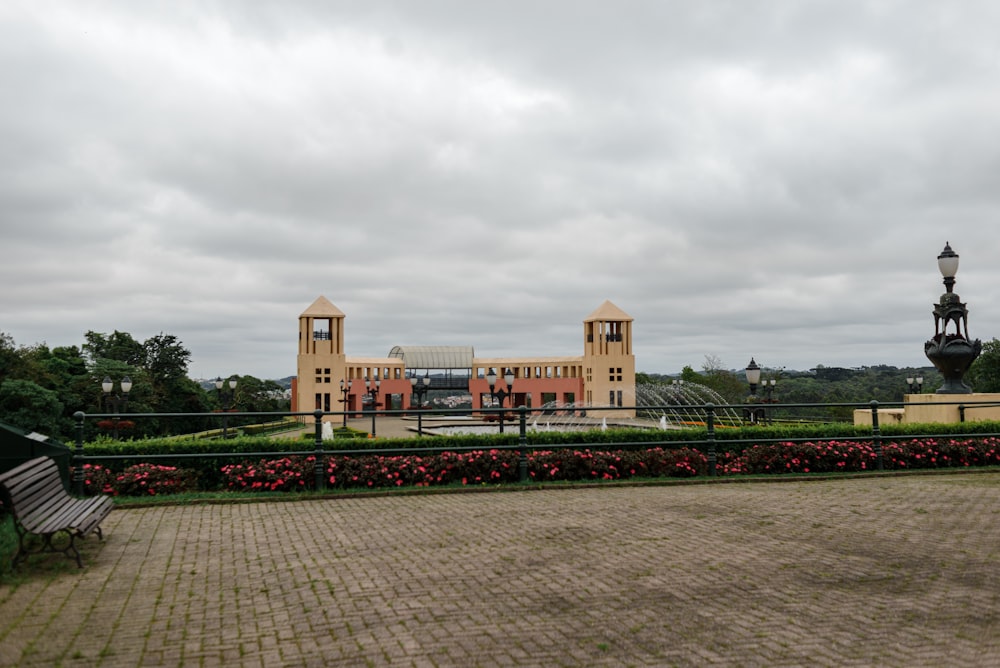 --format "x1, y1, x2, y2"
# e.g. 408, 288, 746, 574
486, 368, 515, 433
101, 375, 132, 440
215, 376, 238, 439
